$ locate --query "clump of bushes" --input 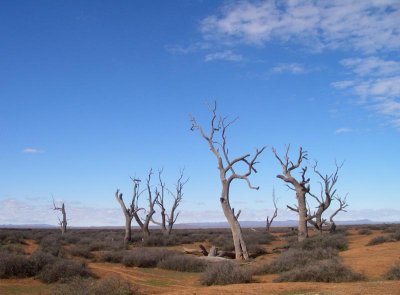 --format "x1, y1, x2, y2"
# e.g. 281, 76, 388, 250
157, 255, 207, 272
367, 229, 400, 246
37, 259, 94, 283
0, 253, 35, 278
200, 262, 253, 285
122, 248, 177, 268
256, 233, 365, 283
274, 258, 366, 282
53, 276, 139, 295
358, 229, 372, 235
98, 250, 125, 263
292, 233, 348, 251
384, 263, 400, 280
258, 247, 338, 274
